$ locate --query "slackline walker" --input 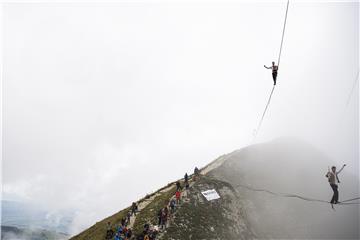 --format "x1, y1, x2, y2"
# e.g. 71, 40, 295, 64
253, 0, 290, 141
234, 183, 360, 206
